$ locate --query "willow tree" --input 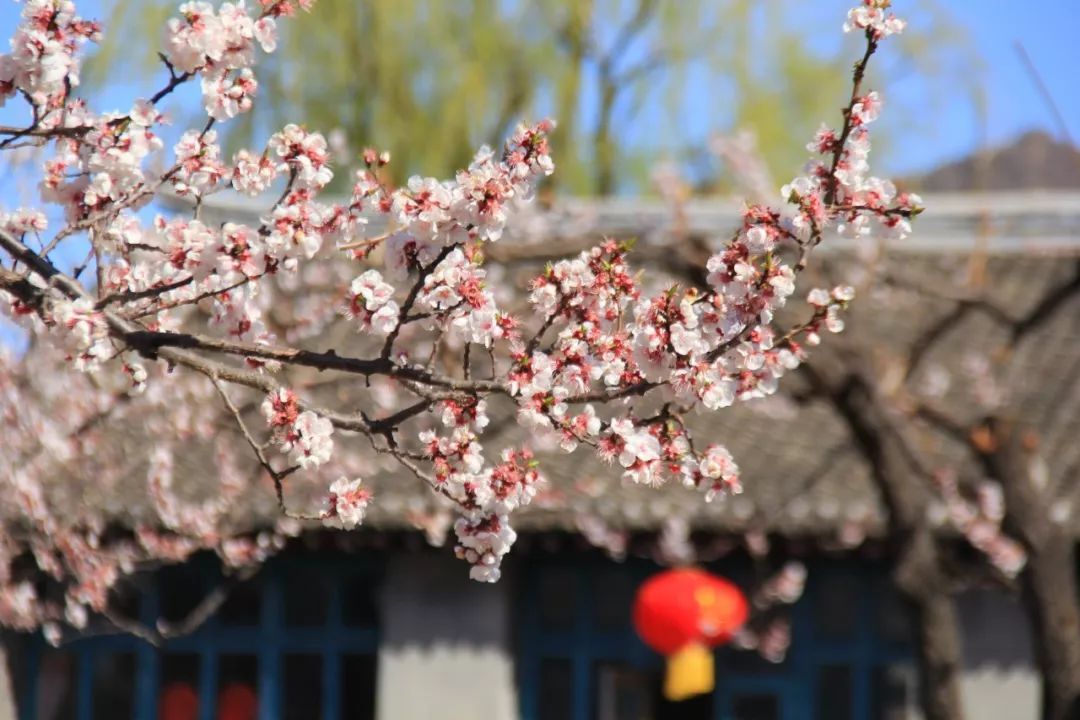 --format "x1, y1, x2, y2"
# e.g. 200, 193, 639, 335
90, 0, 975, 194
